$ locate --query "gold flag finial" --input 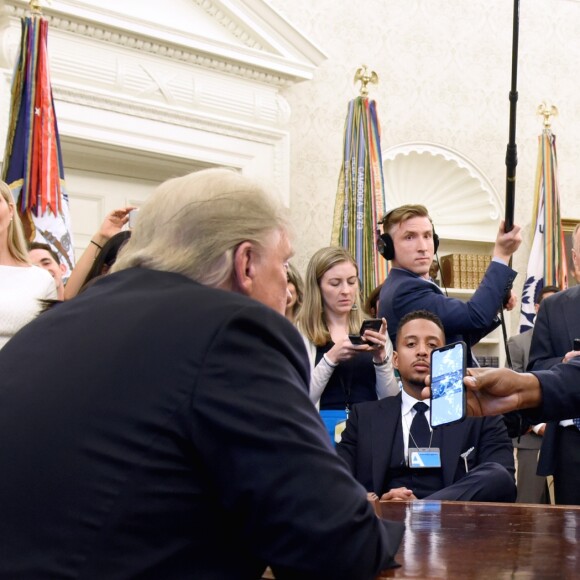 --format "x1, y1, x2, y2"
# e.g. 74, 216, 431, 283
29, 0, 52, 14
537, 101, 558, 129
354, 65, 379, 97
